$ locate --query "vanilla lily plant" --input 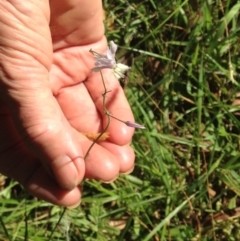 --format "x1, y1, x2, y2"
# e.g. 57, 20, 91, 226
90, 41, 130, 80
89, 41, 145, 132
